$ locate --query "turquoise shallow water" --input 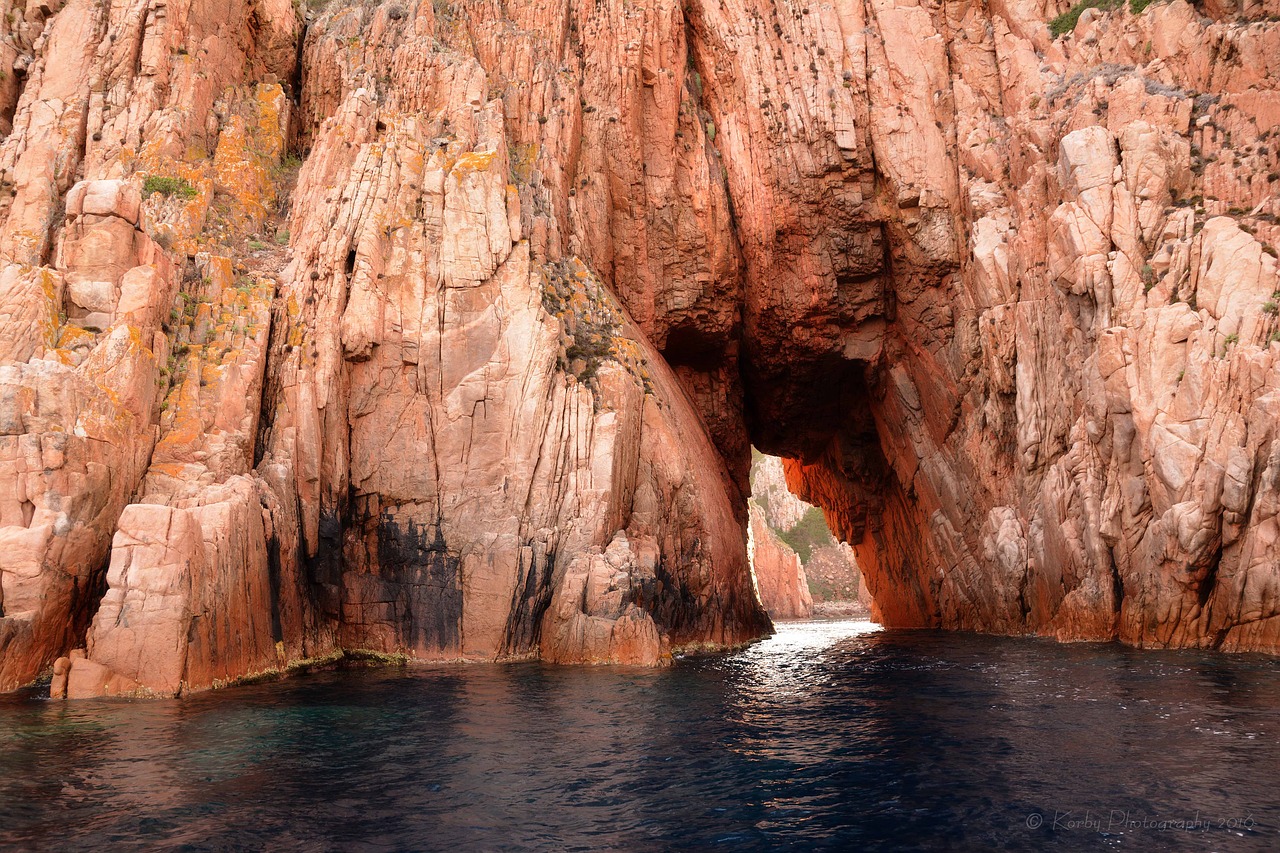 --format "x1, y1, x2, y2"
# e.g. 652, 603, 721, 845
1, 620, 1278, 851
